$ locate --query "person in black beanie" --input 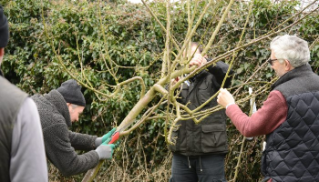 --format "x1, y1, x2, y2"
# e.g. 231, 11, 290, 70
0, 4, 48, 182
32, 79, 119, 176
57, 79, 86, 106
